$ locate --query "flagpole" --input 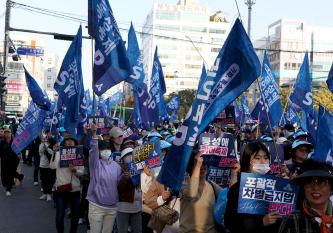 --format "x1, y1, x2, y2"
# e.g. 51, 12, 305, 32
256, 79, 283, 171
91, 37, 96, 119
